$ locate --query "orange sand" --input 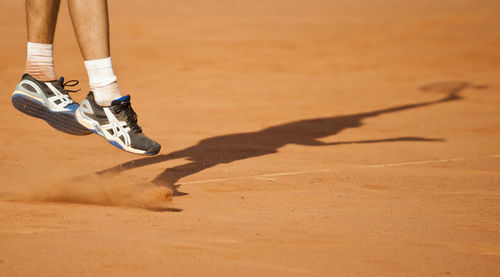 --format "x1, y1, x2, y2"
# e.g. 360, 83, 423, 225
0, 0, 499, 276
